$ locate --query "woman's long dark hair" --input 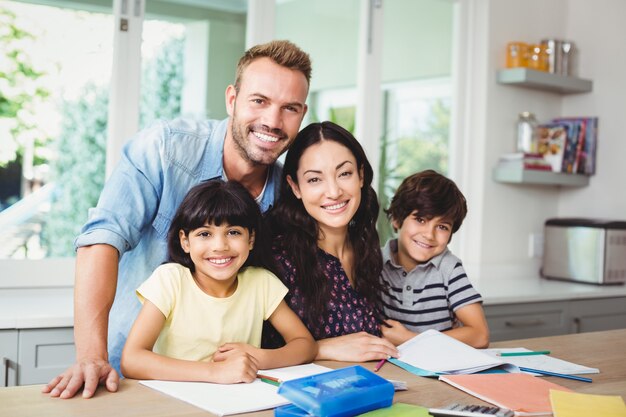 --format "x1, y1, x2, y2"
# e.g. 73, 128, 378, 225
267, 121, 383, 328
167, 179, 278, 275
